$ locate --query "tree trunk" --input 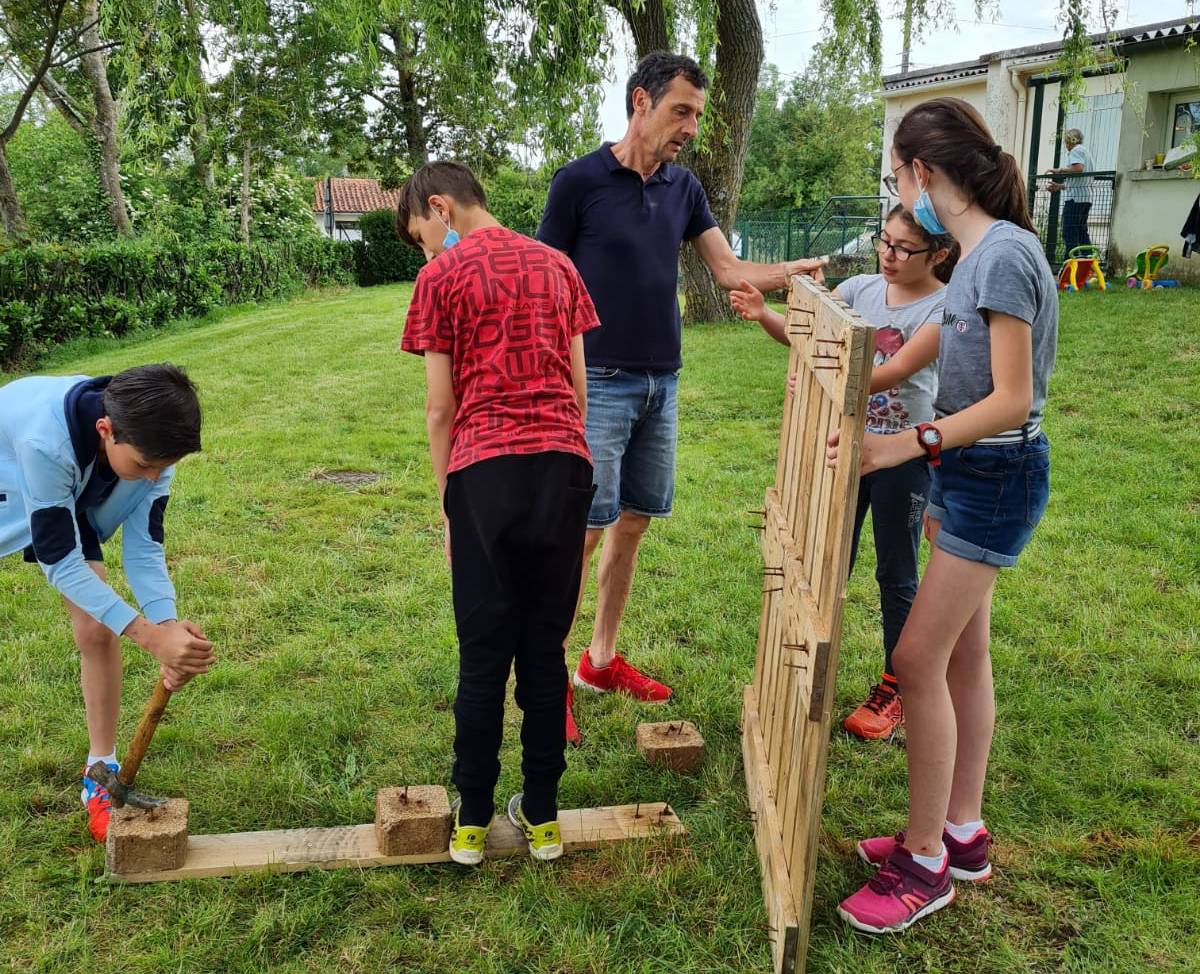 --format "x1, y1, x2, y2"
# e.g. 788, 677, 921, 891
680, 0, 763, 324
184, 0, 214, 190
80, 0, 132, 235
240, 139, 251, 244
0, 141, 30, 243
38, 71, 88, 136
613, 0, 672, 58
386, 26, 429, 168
